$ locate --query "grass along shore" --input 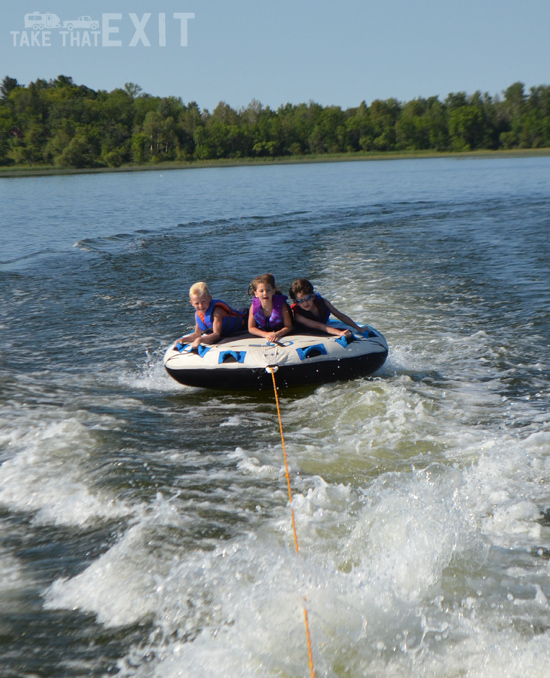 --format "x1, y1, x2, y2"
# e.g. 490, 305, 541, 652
1, 147, 550, 179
